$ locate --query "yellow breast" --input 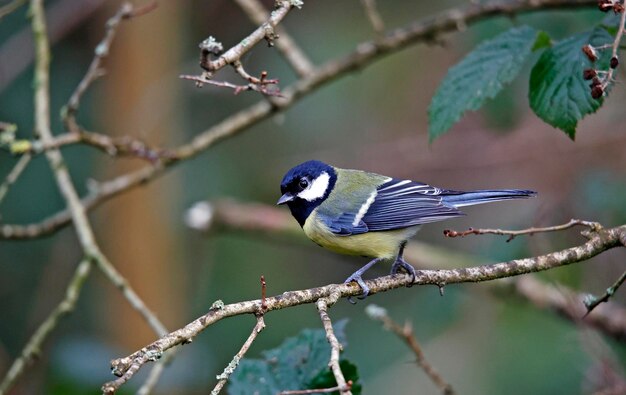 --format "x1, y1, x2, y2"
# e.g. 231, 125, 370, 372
302, 211, 420, 259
